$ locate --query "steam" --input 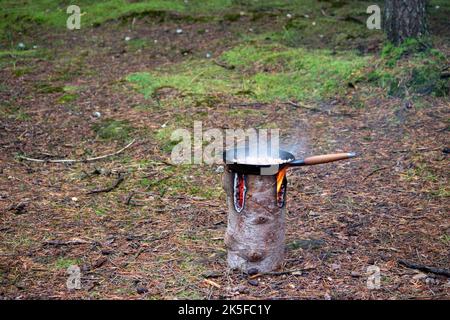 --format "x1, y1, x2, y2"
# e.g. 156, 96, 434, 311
280, 120, 310, 160
227, 120, 311, 163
